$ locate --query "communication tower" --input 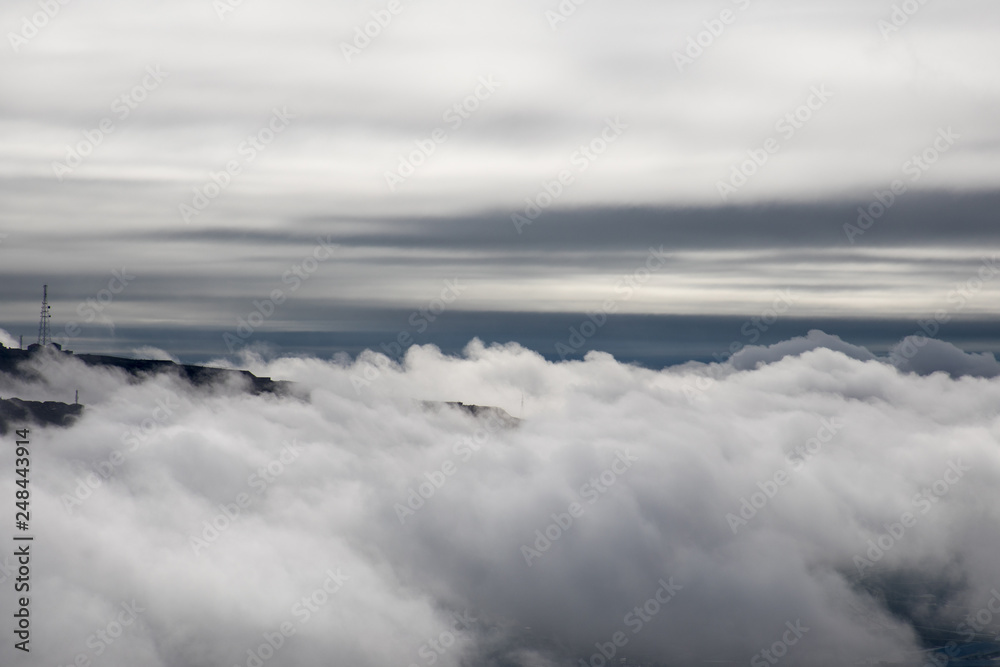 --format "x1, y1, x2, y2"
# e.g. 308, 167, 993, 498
37, 285, 51, 347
